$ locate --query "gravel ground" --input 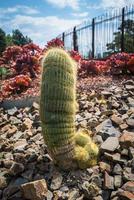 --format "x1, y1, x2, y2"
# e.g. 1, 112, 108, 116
0, 76, 134, 200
